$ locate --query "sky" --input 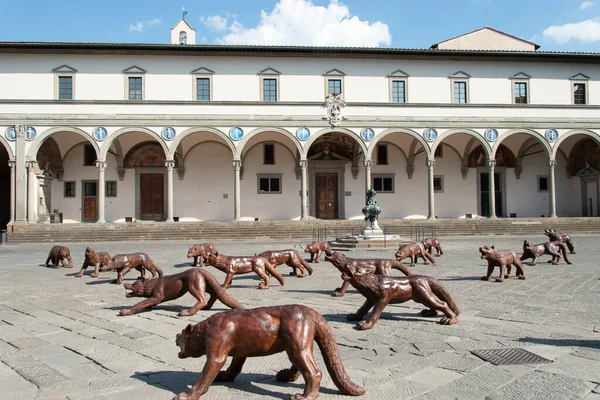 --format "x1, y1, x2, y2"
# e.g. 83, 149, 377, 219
1, 0, 600, 52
